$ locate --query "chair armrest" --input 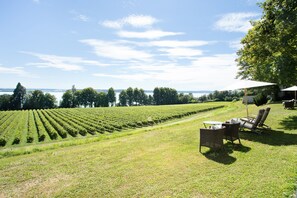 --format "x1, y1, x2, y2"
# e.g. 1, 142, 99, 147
240, 118, 255, 124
